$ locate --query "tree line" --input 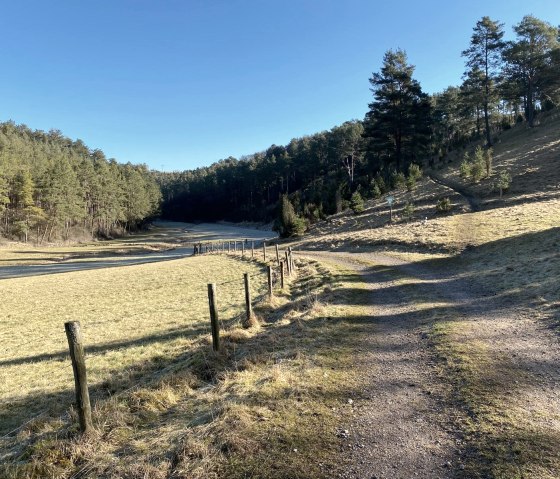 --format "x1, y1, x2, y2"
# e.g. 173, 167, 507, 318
158, 14, 559, 235
0, 122, 161, 243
